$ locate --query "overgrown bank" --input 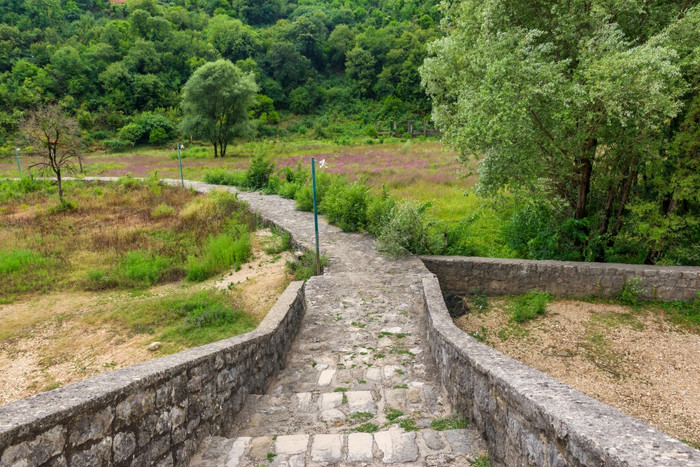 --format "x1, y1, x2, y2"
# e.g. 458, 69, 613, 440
203, 153, 699, 266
